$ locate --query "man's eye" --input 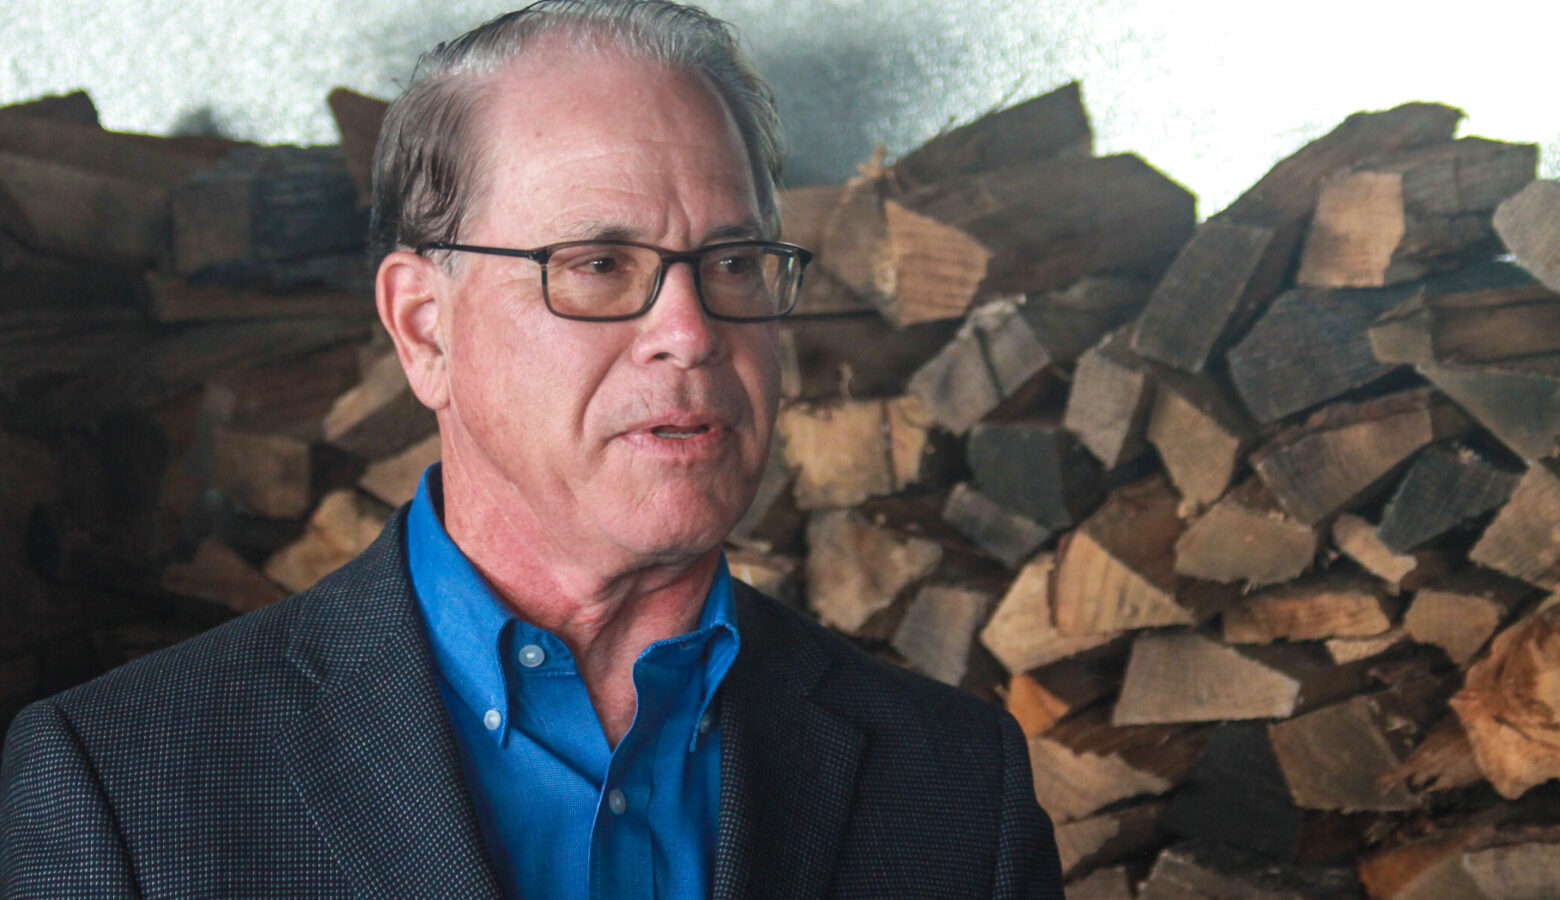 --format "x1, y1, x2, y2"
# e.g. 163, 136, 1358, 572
577, 255, 619, 274
711, 253, 757, 276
